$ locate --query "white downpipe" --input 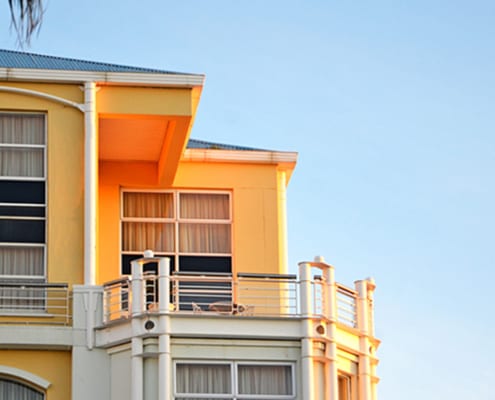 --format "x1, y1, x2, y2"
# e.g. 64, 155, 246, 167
158, 257, 172, 400
356, 280, 372, 400
298, 262, 314, 400
84, 81, 97, 285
